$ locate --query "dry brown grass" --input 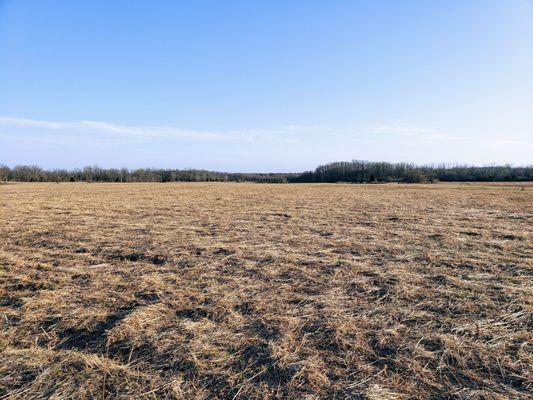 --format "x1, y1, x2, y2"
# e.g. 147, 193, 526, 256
1, 182, 532, 399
